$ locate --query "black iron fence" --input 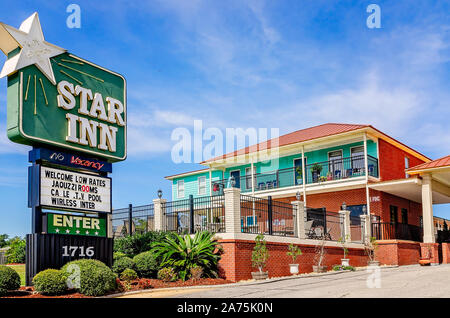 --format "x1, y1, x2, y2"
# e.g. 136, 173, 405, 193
372, 222, 423, 242
240, 195, 295, 237
162, 195, 225, 234
350, 215, 364, 242
112, 204, 154, 238
305, 208, 343, 241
